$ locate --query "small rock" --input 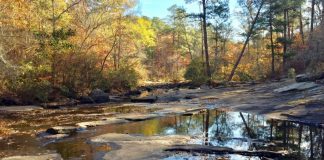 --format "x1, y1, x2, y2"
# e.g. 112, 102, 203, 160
296, 72, 324, 82
316, 79, 324, 84
200, 84, 210, 90
184, 95, 198, 99
296, 74, 310, 82
0, 97, 18, 106
78, 96, 94, 104
145, 87, 154, 92
158, 96, 181, 102
131, 96, 158, 103
46, 126, 78, 135
188, 86, 198, 89
125, 90, 142, 96
265, 142, 276, 147
109, 96, 129, 103
89, 89, 109, 103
